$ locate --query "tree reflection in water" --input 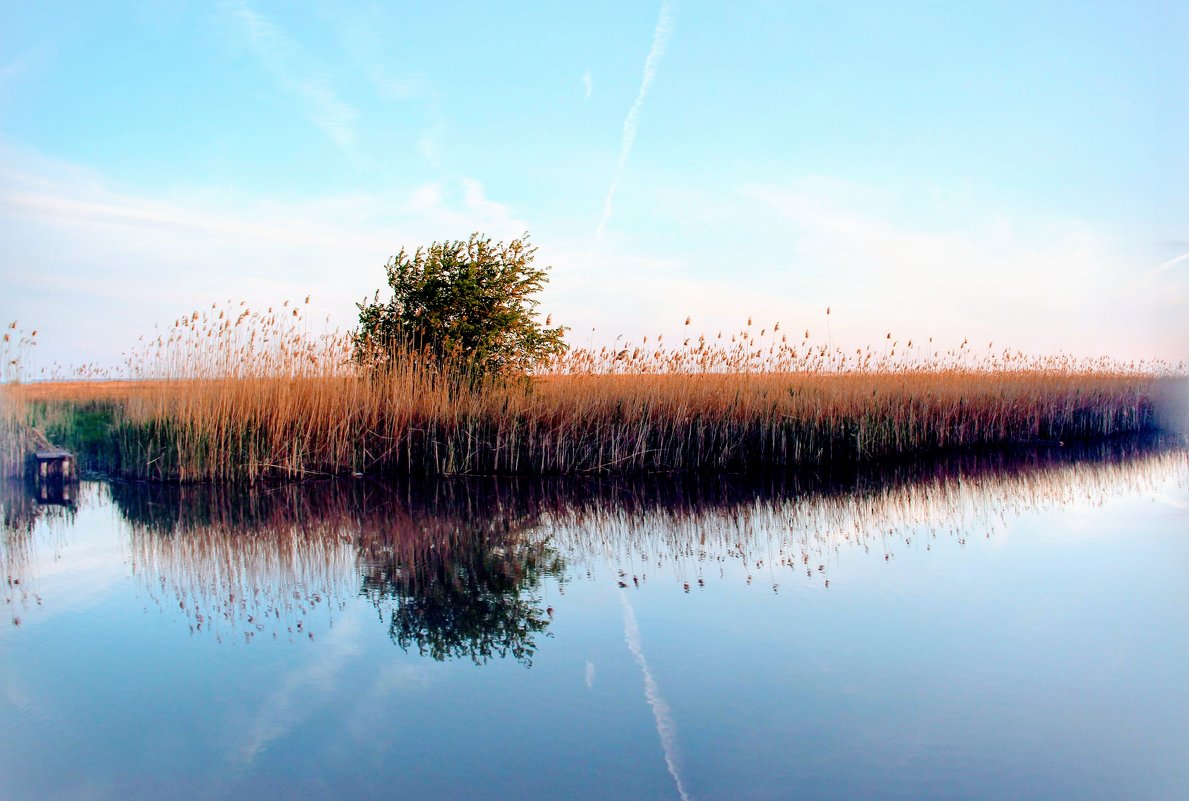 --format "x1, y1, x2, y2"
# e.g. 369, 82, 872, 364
8, 434, 1182, 655
353, 480, 566, 665
360, 523, 563, 665
109, 478, 566, 662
